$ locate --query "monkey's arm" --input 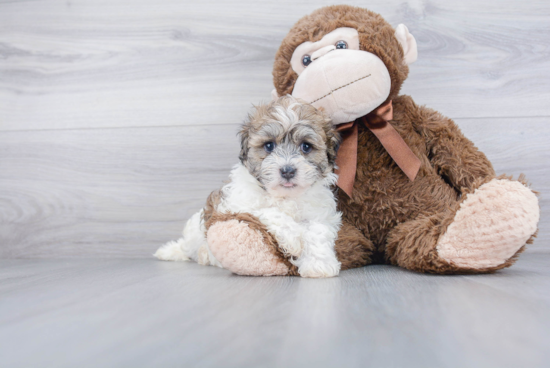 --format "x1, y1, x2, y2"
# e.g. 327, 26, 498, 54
408, 98, 496, 193
205, 210, 297, 276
